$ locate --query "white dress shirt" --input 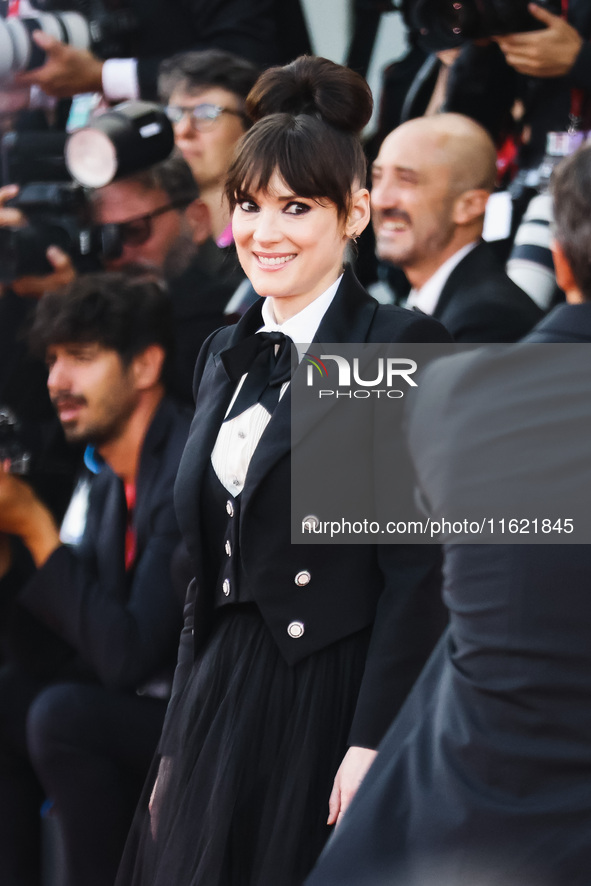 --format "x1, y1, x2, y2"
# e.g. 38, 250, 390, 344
101, 59, 140, 102
211, 276, 342, 495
